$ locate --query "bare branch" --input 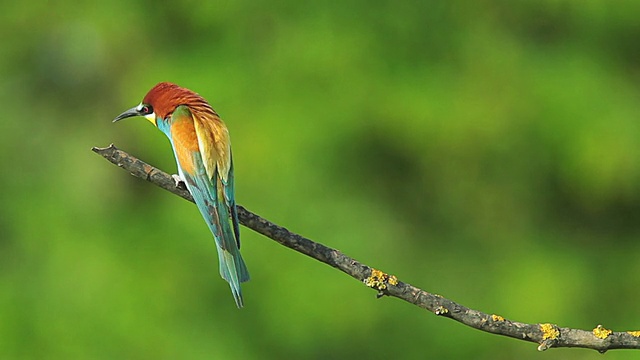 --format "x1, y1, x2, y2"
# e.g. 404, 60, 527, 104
92, 144, 640, 353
